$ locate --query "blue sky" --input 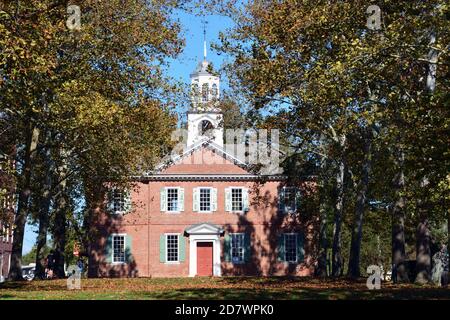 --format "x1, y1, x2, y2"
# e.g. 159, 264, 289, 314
22, 11, 235, 255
